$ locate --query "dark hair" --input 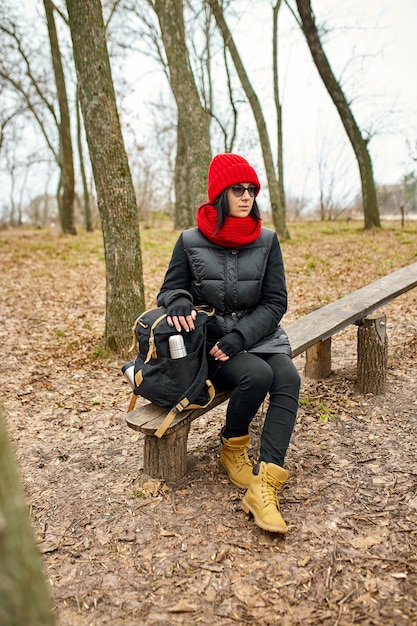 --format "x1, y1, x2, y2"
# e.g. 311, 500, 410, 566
212, 189, 261, 233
